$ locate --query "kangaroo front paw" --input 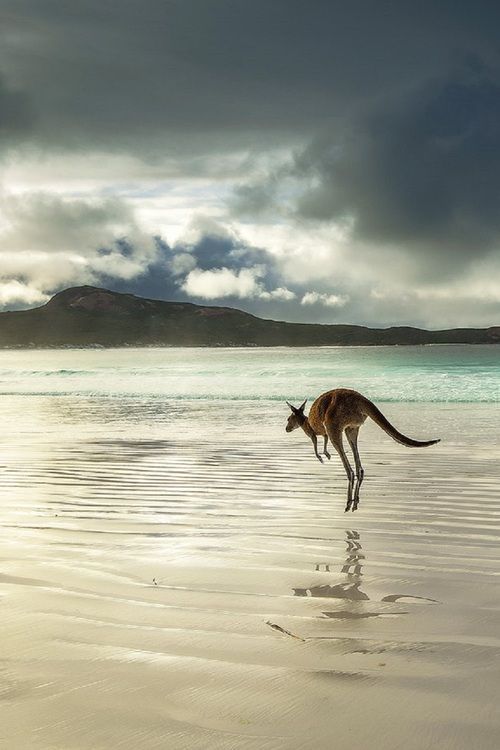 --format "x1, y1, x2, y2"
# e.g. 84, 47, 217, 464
324, 451, 331, 460
316, 455, 324, 463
